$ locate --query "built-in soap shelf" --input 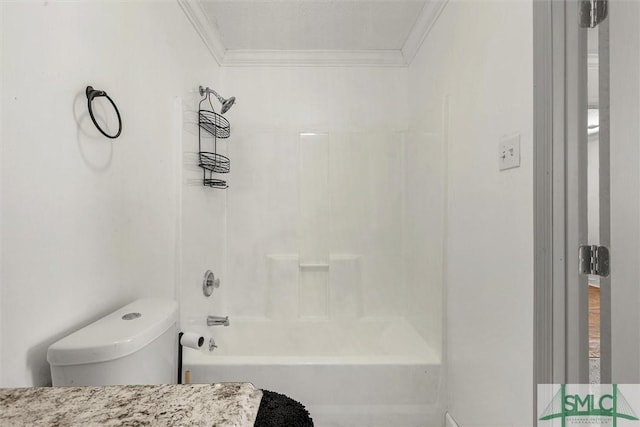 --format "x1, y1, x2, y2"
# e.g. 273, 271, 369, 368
267, 254, 362, 320
299, 262, 330, 269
